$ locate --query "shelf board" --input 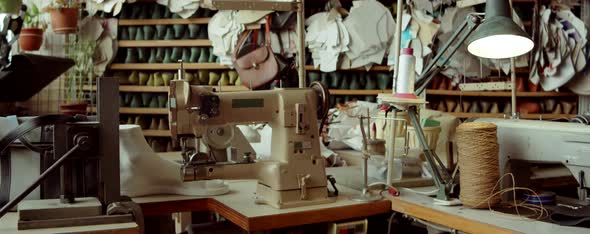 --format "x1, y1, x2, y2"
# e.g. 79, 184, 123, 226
329, 89, 392, 95
84, 85, 248, 92
142, 129, 171, 137
109, 63, 230, 70
90, 107, 168, 115
445, 112, 575, 119
305, 65, 392, 72
118, 40, 212, 47
426, 90, 577, 97
118, 18, 211, 26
